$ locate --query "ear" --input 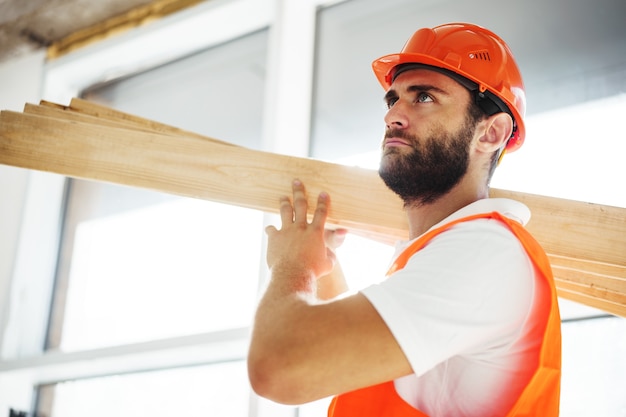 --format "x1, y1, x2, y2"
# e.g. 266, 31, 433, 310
476, 113, 513, 154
